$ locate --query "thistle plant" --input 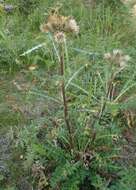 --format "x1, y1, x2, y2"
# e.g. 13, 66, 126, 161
40, 10, 79, 151
54, 32, 73, 150
97, 49, 131, 120
104, 49, 130, 100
